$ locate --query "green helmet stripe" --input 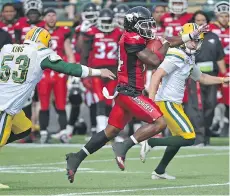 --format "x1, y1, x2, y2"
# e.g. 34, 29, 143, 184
31, 27, 43, 41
